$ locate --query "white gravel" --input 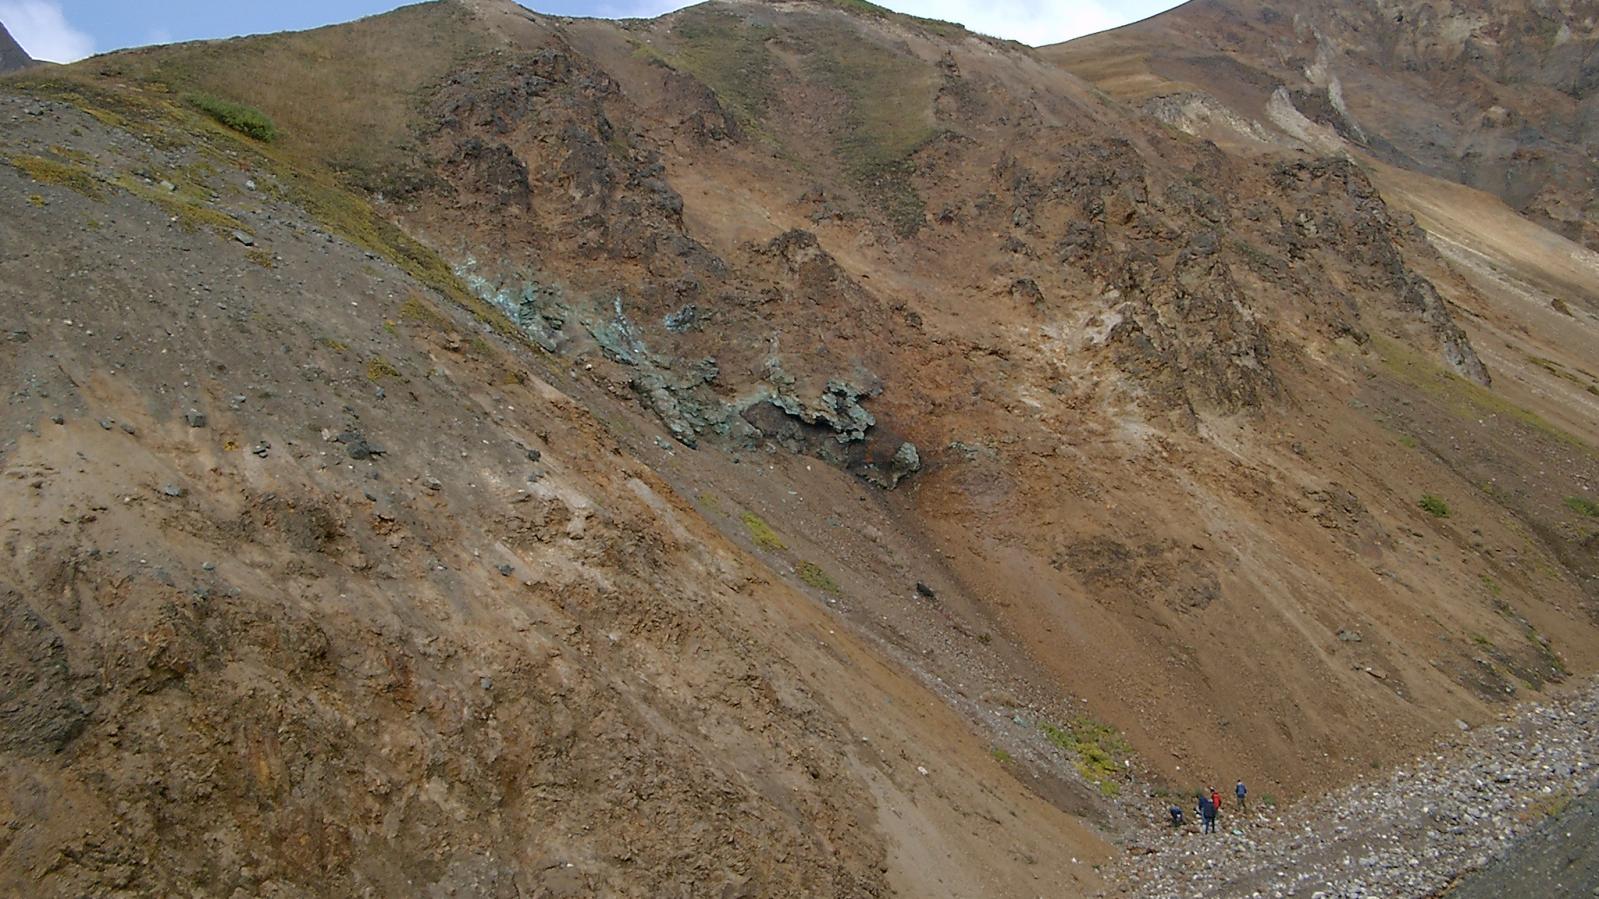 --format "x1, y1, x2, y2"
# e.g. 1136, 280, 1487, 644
1102, 677, 1599, 898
